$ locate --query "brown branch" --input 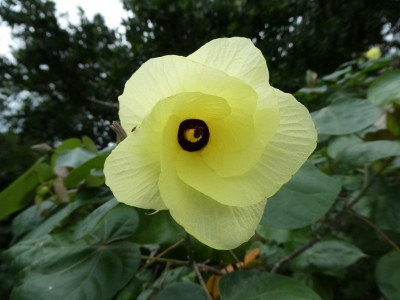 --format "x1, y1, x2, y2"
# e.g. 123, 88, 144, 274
348, 209, 400, 251
193, 262, 213, 300
88, 97, 118, 109
271, 234, 322, 273
271, 159, 393, 274
139, 238, 185, 272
